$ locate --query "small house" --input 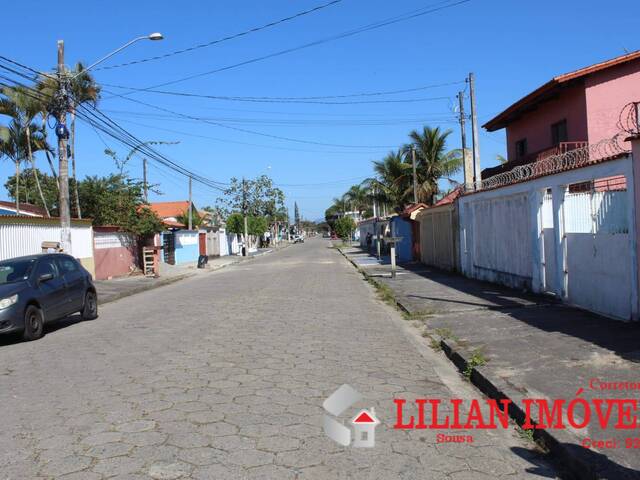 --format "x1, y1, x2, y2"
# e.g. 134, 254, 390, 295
351, 408, 380, 448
